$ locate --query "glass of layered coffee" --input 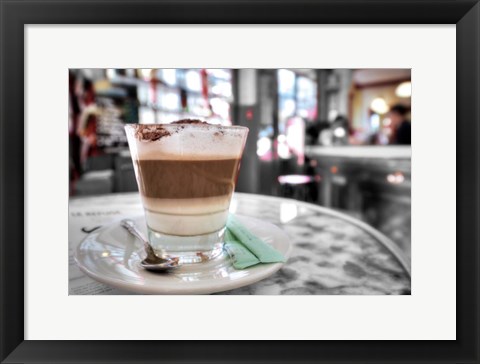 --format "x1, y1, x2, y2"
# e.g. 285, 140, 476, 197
125, 120, 248, 264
